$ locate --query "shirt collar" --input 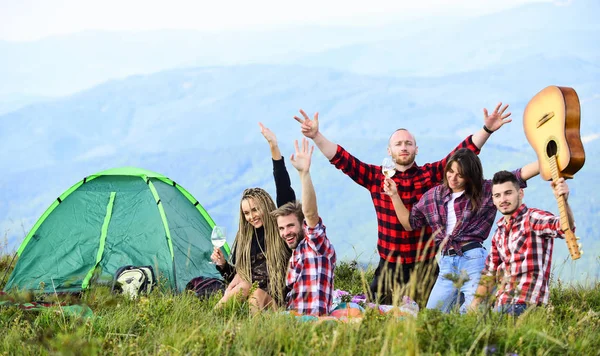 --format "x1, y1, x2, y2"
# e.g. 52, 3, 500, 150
439, 185, 465, 201
399, 162, 420, 175
496, 203, 528, 226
